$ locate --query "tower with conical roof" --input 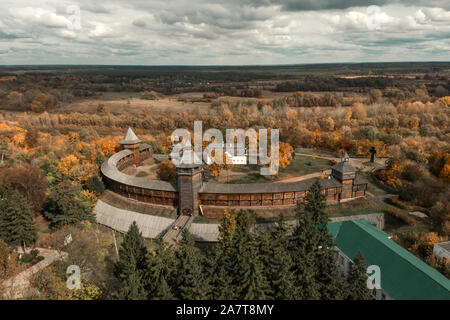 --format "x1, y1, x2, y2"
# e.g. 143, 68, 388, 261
120, 127, 142, 166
